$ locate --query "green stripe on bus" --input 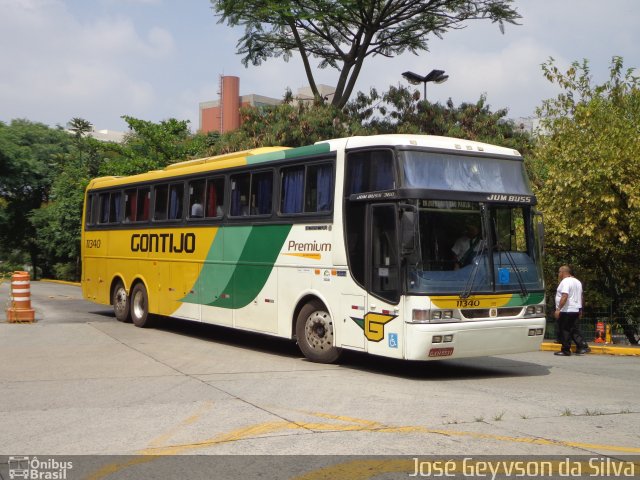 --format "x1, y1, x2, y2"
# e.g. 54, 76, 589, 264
246, 150, 287, 164
247, 143, 331, 165
203, 224, 292, 309
182, 226, 252, 305
505, 292, 545, 306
